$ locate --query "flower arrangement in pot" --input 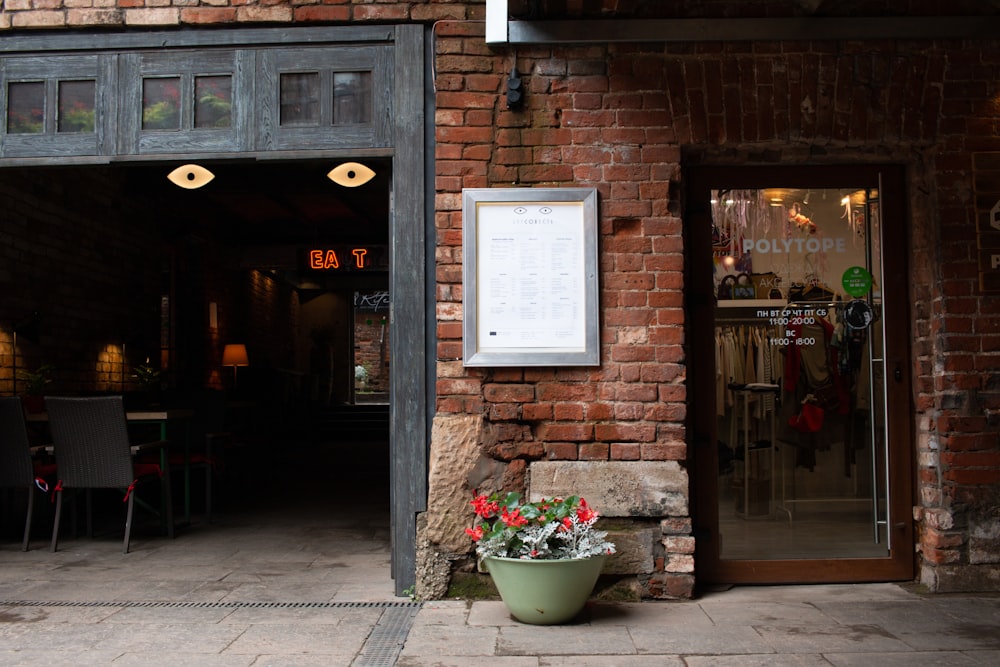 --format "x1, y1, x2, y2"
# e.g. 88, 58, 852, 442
466, 491, 615, 624
17, 364, 55, 413
131, 359, 163, 392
